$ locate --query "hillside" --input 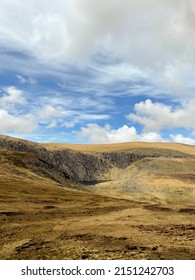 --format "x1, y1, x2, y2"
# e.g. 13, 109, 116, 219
1, 134, 195, 204
0, 134, 195, 260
